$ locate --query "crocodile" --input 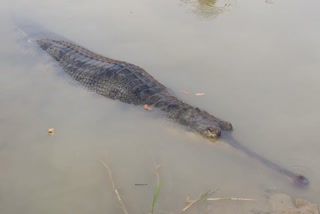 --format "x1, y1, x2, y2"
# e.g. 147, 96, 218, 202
31, 35, 308, 186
